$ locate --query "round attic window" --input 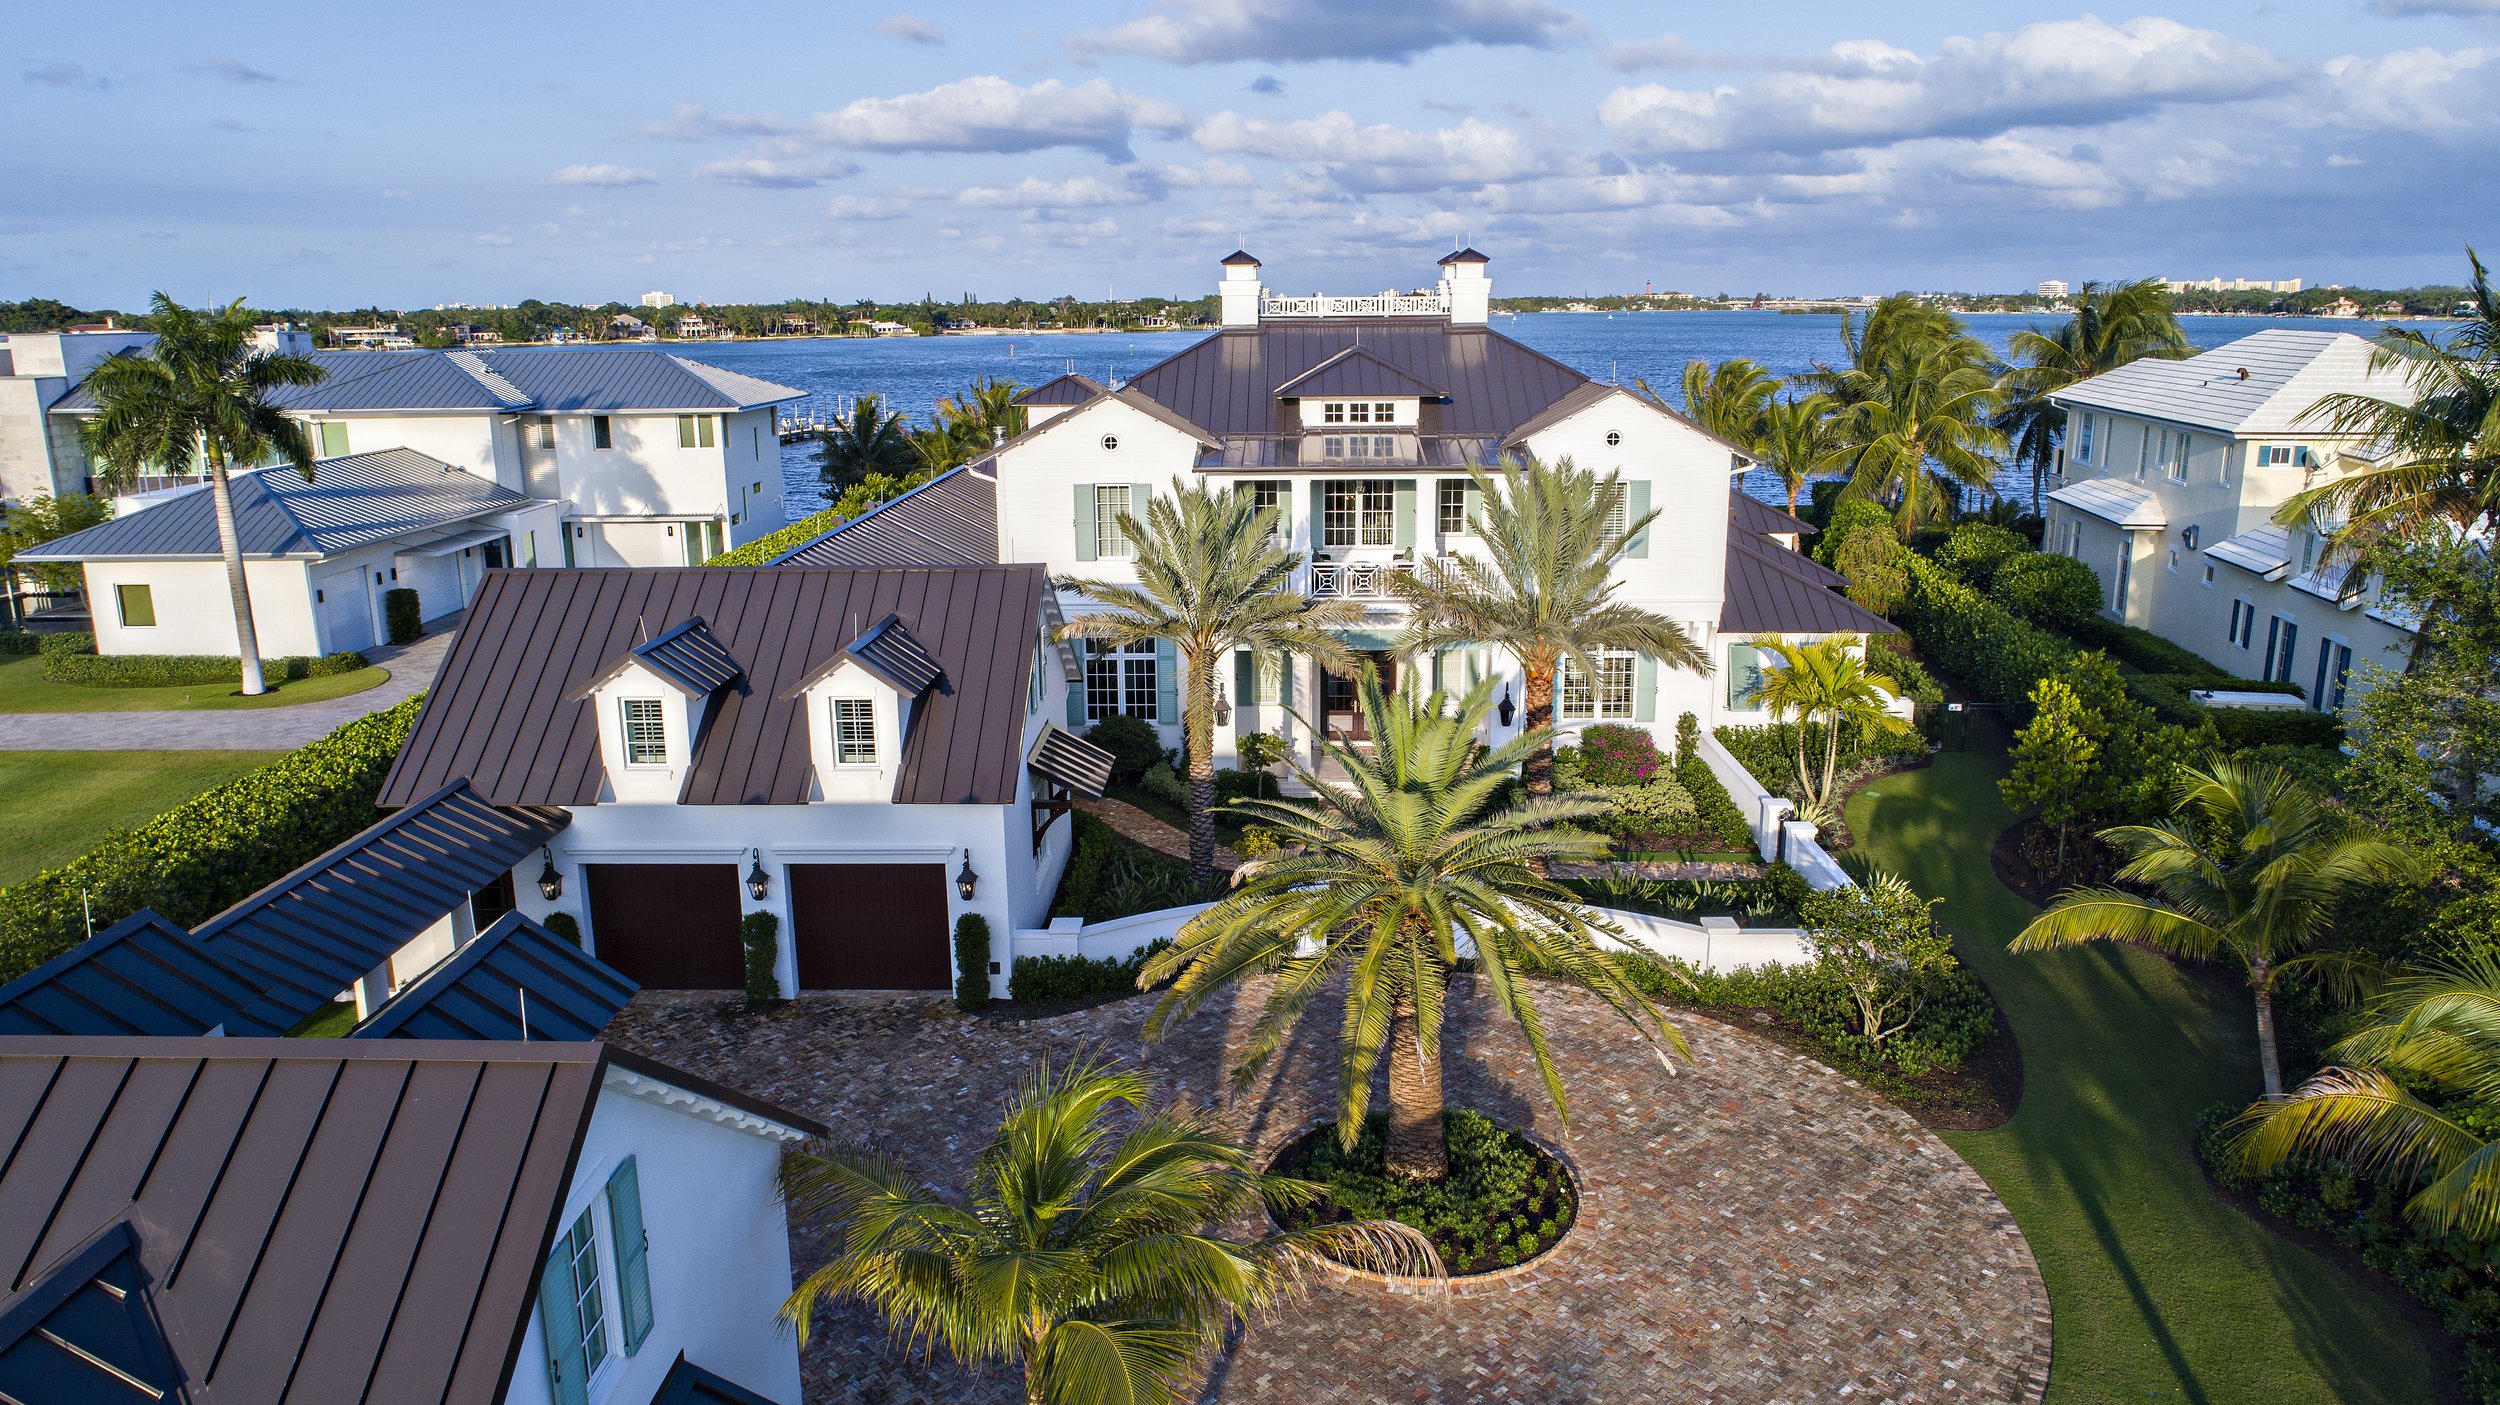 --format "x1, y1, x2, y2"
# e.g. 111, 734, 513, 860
1101, 433, 1120, 452
1605, 431, 1622, 447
